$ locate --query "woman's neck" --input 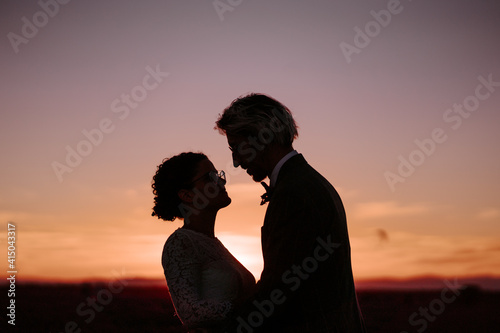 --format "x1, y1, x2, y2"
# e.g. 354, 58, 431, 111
183, 210, 217, 238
